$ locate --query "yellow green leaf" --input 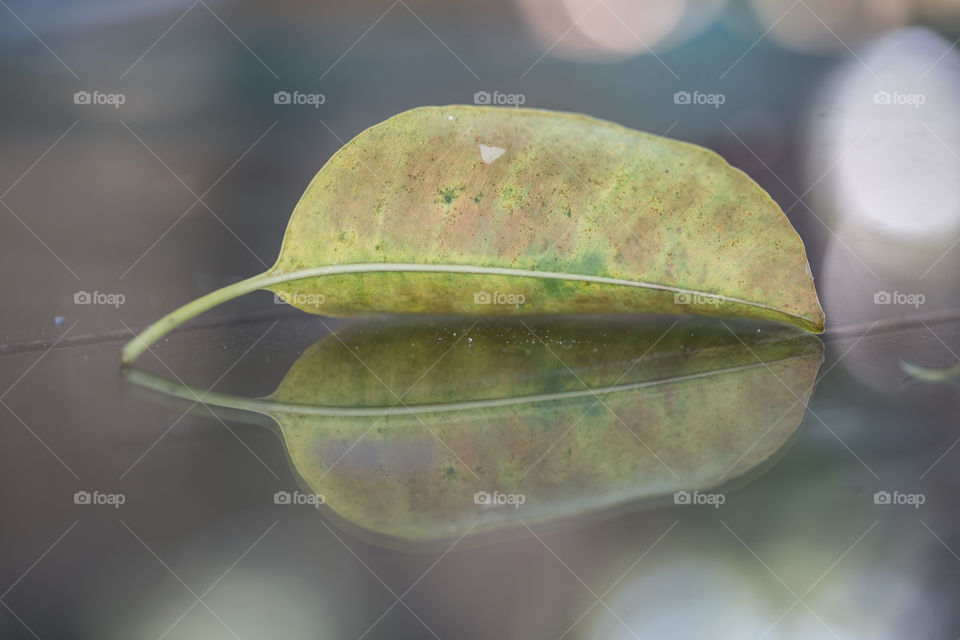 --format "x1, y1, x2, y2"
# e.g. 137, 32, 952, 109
121, 106, 823, 365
